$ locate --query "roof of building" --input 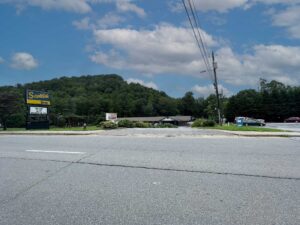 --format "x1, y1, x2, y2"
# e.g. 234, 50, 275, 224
117, 116, 192, 122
